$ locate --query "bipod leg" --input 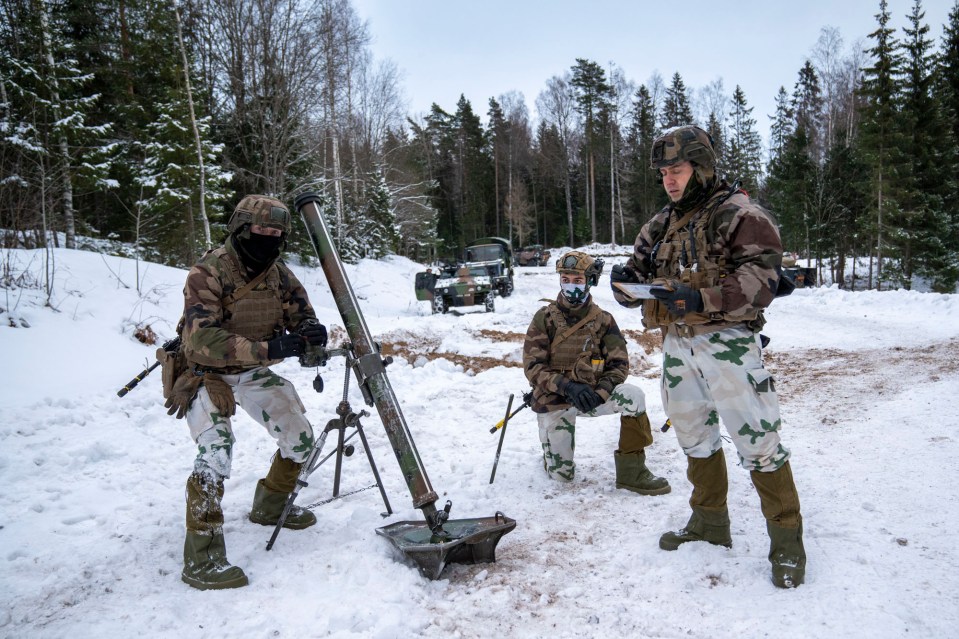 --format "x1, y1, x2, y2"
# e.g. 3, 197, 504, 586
353, 415, 393, 516
489, 394, 514, 484
265, 425, 331, 551
332, 408, 347, 497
